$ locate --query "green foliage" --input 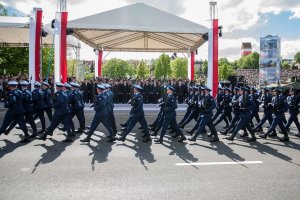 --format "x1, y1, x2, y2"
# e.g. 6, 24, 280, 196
41, 48, 54, 78
219, 58, 230, 66
237, 52, 259, 69
0, 47, 54, 77
102, 58, 135, 79
218, 64, 236, 81
0, 47, 29, 75
154, 53, 171, 79
67, 59, 77, 77
295, 52, 300, 64
136, 60, 149, 79
282, 61, 291, 70
0, 3, 8, 16
84, 72, 94, 80
201, 60, 208, 75
170, 57, 188, 78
